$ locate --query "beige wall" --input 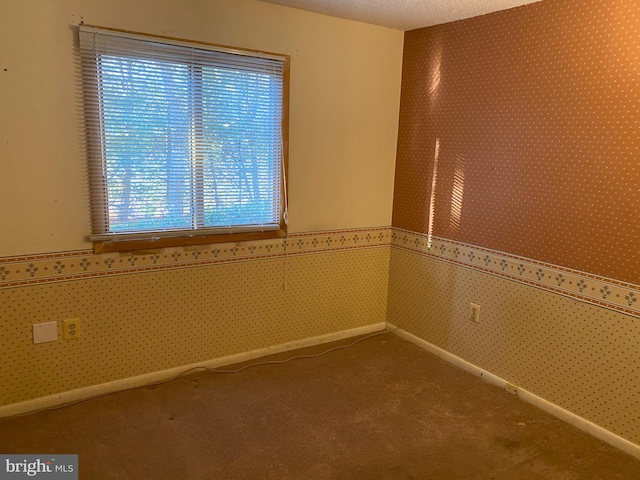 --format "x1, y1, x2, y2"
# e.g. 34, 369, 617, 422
0, 1, 399, 407
0, 0, 403, 257
1, 235, 391, 406
388, 243, 640, 445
